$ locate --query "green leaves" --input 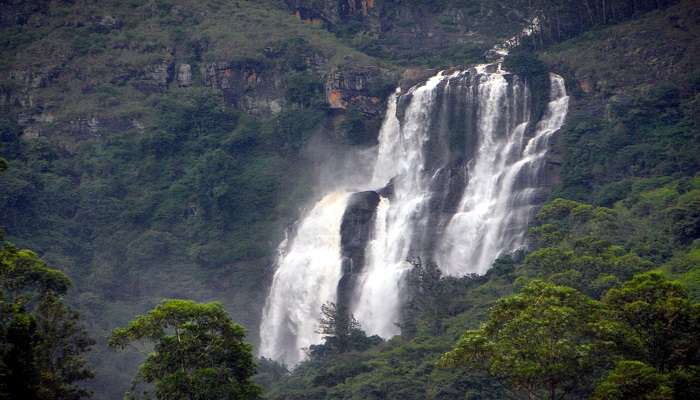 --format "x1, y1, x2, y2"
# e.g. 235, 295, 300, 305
0, 242, 71, 300
1, 240, 93, 399
110, 299, 261, 400
603, 273, 700, 372
593, 361, 673, 400
441, 281, 612, 399
443, 273, 700, 399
